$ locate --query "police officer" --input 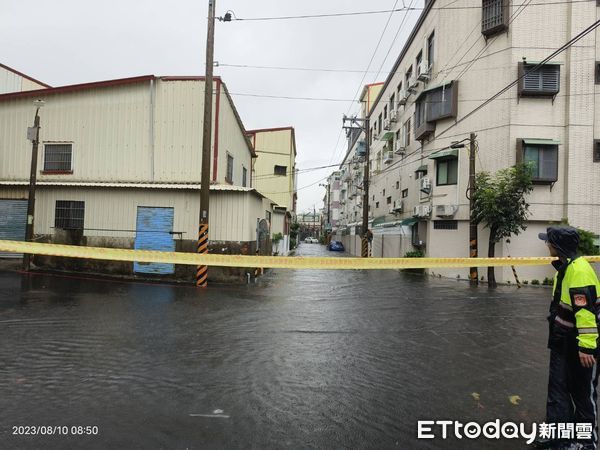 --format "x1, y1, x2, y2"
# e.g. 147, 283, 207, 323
535, 227, 600, 450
